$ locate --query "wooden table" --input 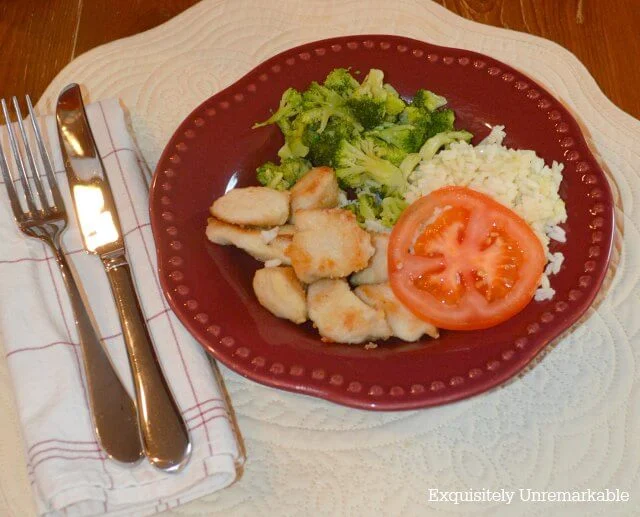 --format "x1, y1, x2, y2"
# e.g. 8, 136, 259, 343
0, 0, 638, 119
